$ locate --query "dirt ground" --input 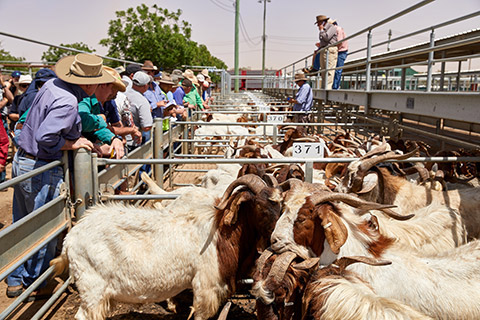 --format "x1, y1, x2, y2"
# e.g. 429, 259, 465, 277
0, 162, 258, 319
